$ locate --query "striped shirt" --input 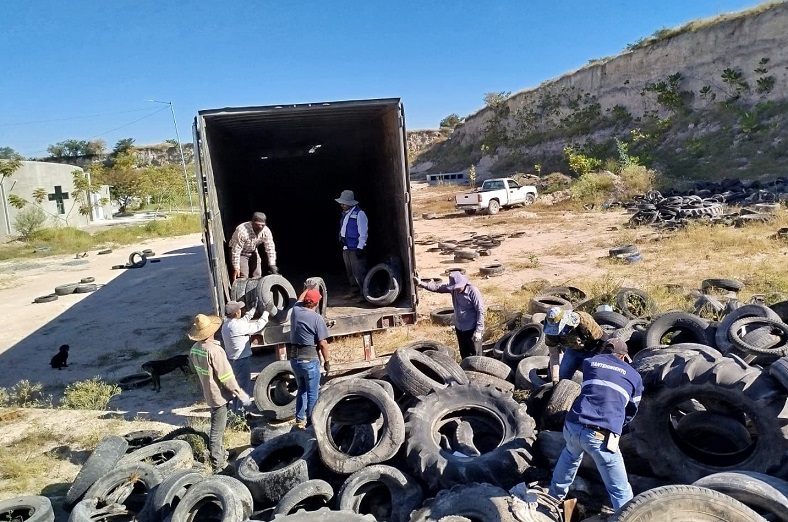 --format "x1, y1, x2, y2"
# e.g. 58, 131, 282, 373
229, 221, 277, 270
189, 338, 243, 408
566, 353, 643, 435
